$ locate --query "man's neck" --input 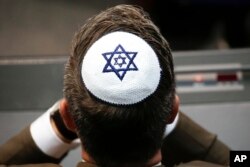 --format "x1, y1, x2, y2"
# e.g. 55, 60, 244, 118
81, 149, 162, 167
